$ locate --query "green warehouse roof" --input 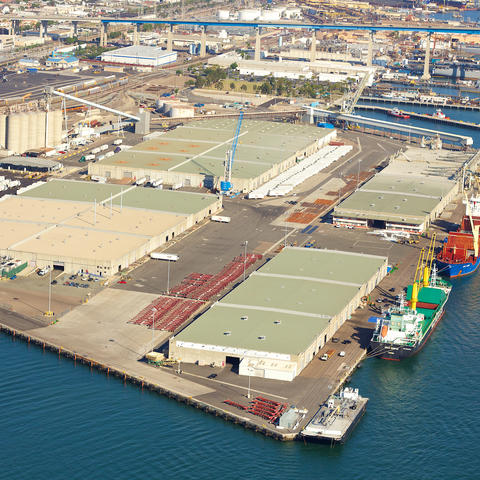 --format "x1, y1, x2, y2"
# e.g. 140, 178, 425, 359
94, 119, 329, 180
174, 247, 387, 356
20, 179, 219, 215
